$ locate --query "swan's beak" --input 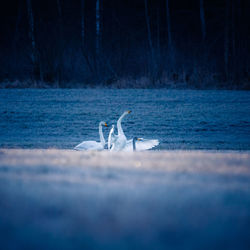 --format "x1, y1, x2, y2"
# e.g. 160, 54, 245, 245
137, 138, 142, 141
104, 123, 108, 127
127, 110, 132, 114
